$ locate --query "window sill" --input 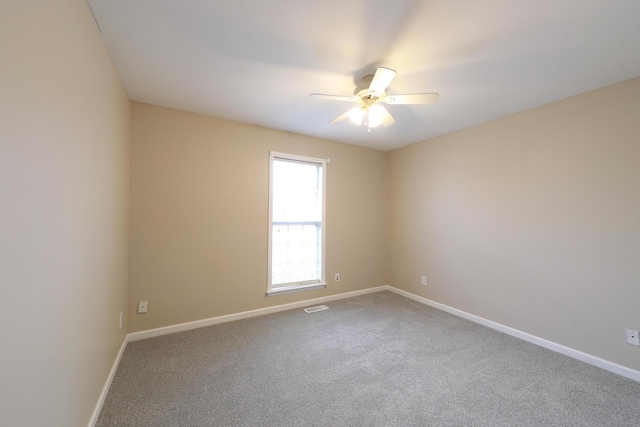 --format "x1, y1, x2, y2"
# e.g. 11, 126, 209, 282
266, 282, 327, 297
